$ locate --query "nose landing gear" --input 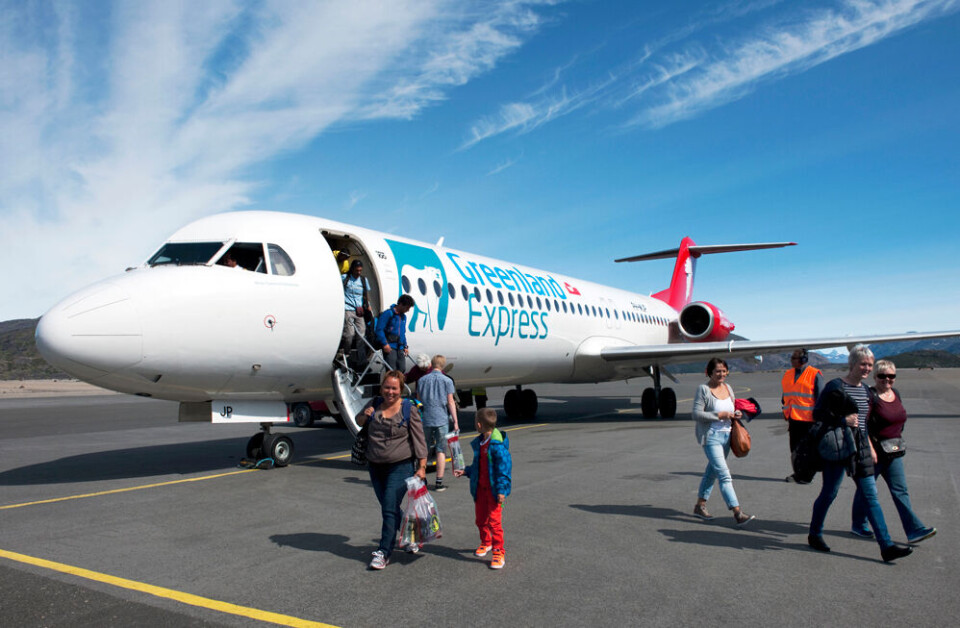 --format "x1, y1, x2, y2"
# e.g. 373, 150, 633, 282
246, 424, 295, 467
